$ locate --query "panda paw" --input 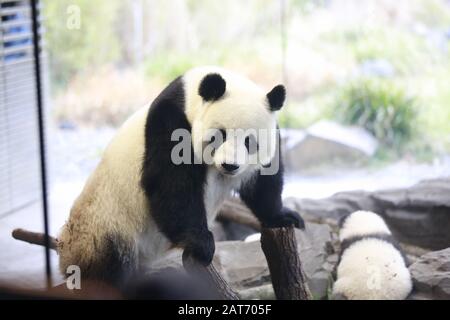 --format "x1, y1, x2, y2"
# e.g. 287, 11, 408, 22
262, 207, 305, 229
183, 230, 215, 266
